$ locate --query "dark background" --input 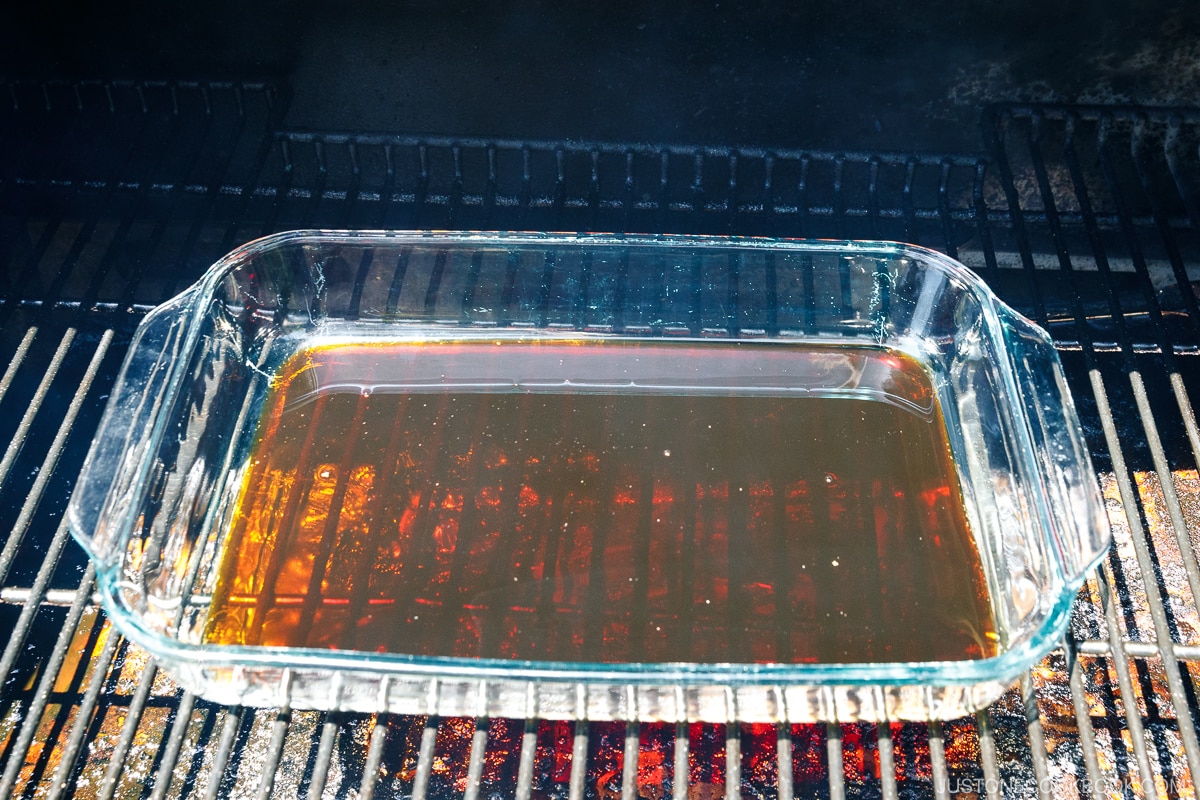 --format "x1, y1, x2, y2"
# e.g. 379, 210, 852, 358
3, 1, 1198, 153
